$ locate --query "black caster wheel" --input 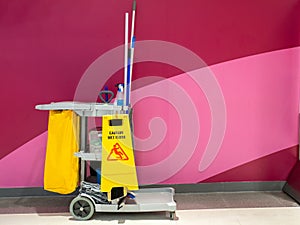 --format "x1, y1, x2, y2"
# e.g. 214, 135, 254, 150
169, 211, 177, 220
69, 196, 95, 220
